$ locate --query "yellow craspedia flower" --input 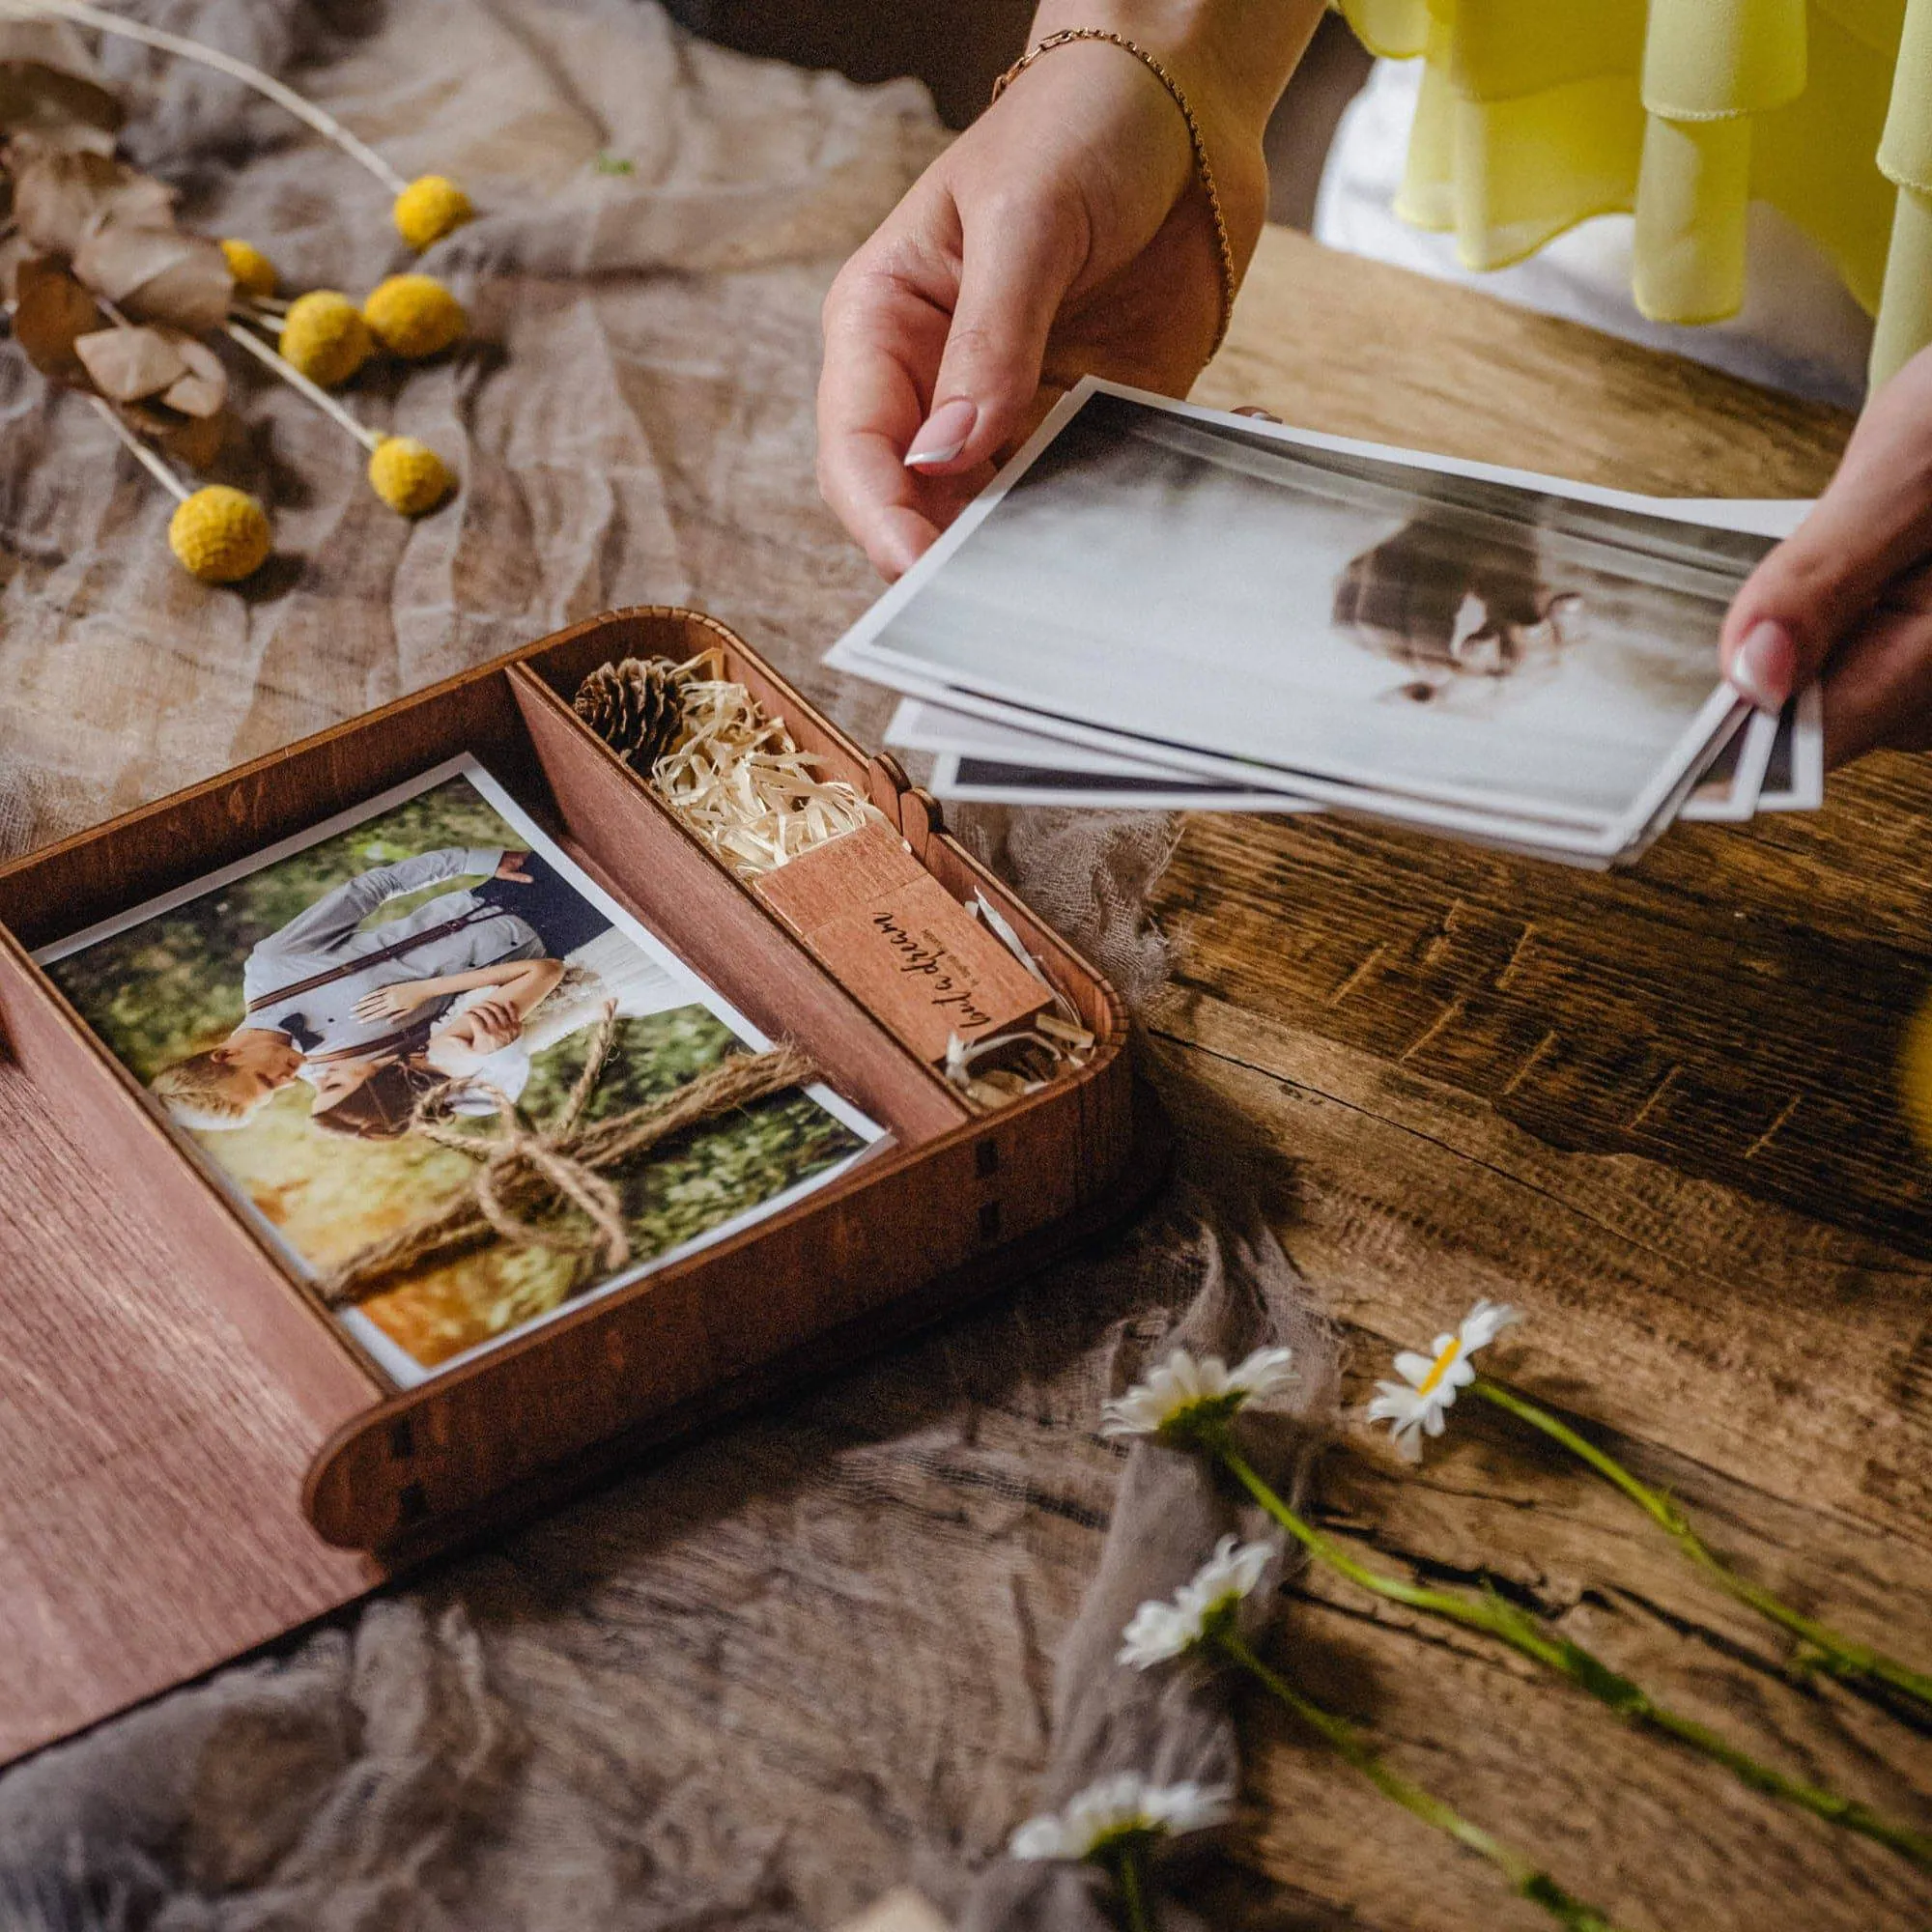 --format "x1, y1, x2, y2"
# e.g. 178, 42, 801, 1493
362, 273, 467, 359
279, 291, 373, 387
368, 436, 454, 516
168, 487, 271, 583
219, 239, 276, 299
392, 175, 473, 251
